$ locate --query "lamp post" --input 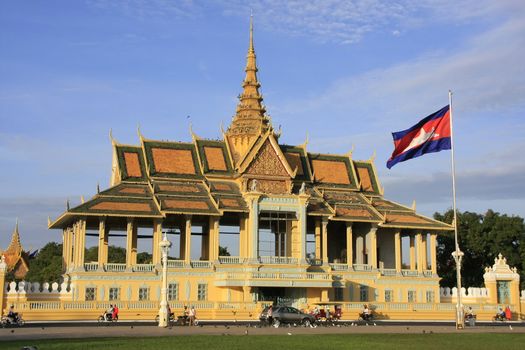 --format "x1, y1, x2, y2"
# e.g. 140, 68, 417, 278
452, 249, 464, 329
158, 232, 171, 328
